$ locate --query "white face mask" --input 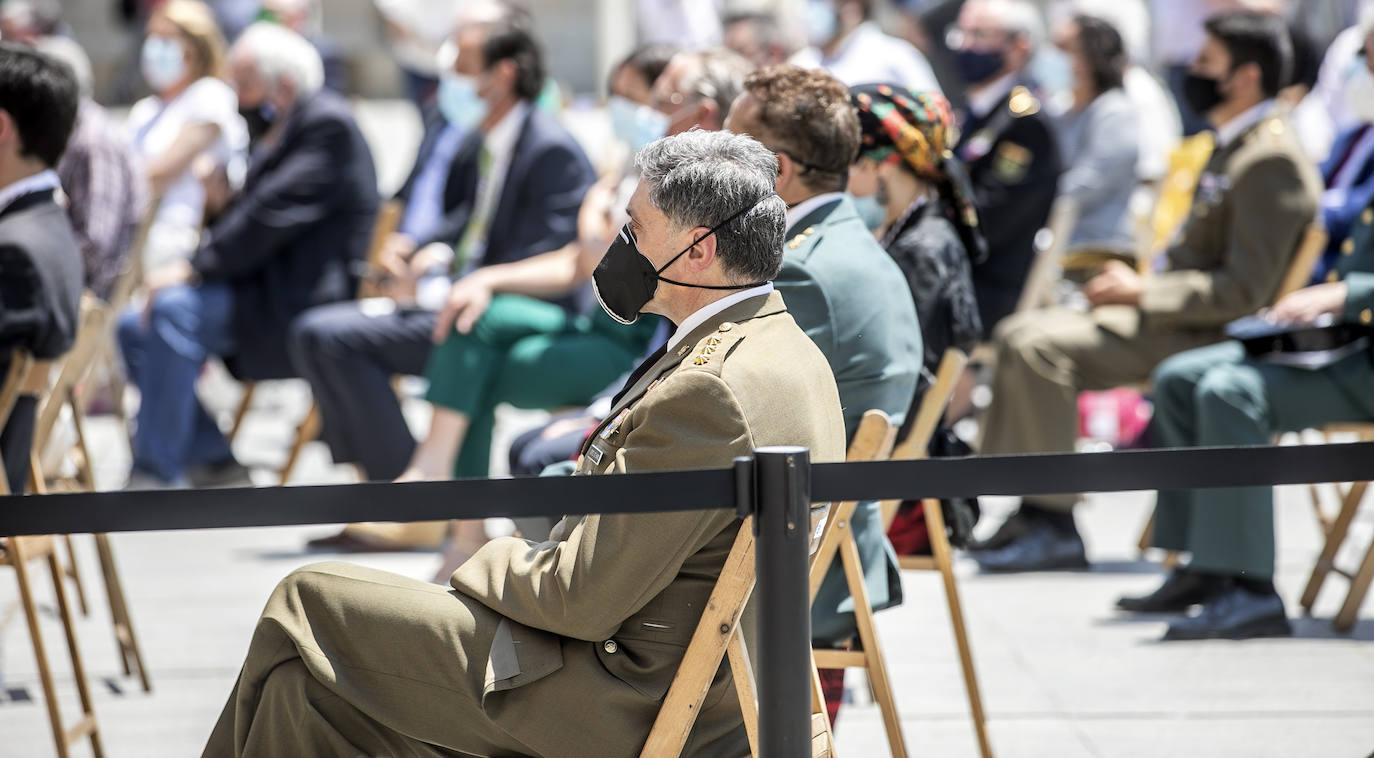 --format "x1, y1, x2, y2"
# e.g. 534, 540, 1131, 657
1345, 63, 1374, 124
141, 35, 188, 92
